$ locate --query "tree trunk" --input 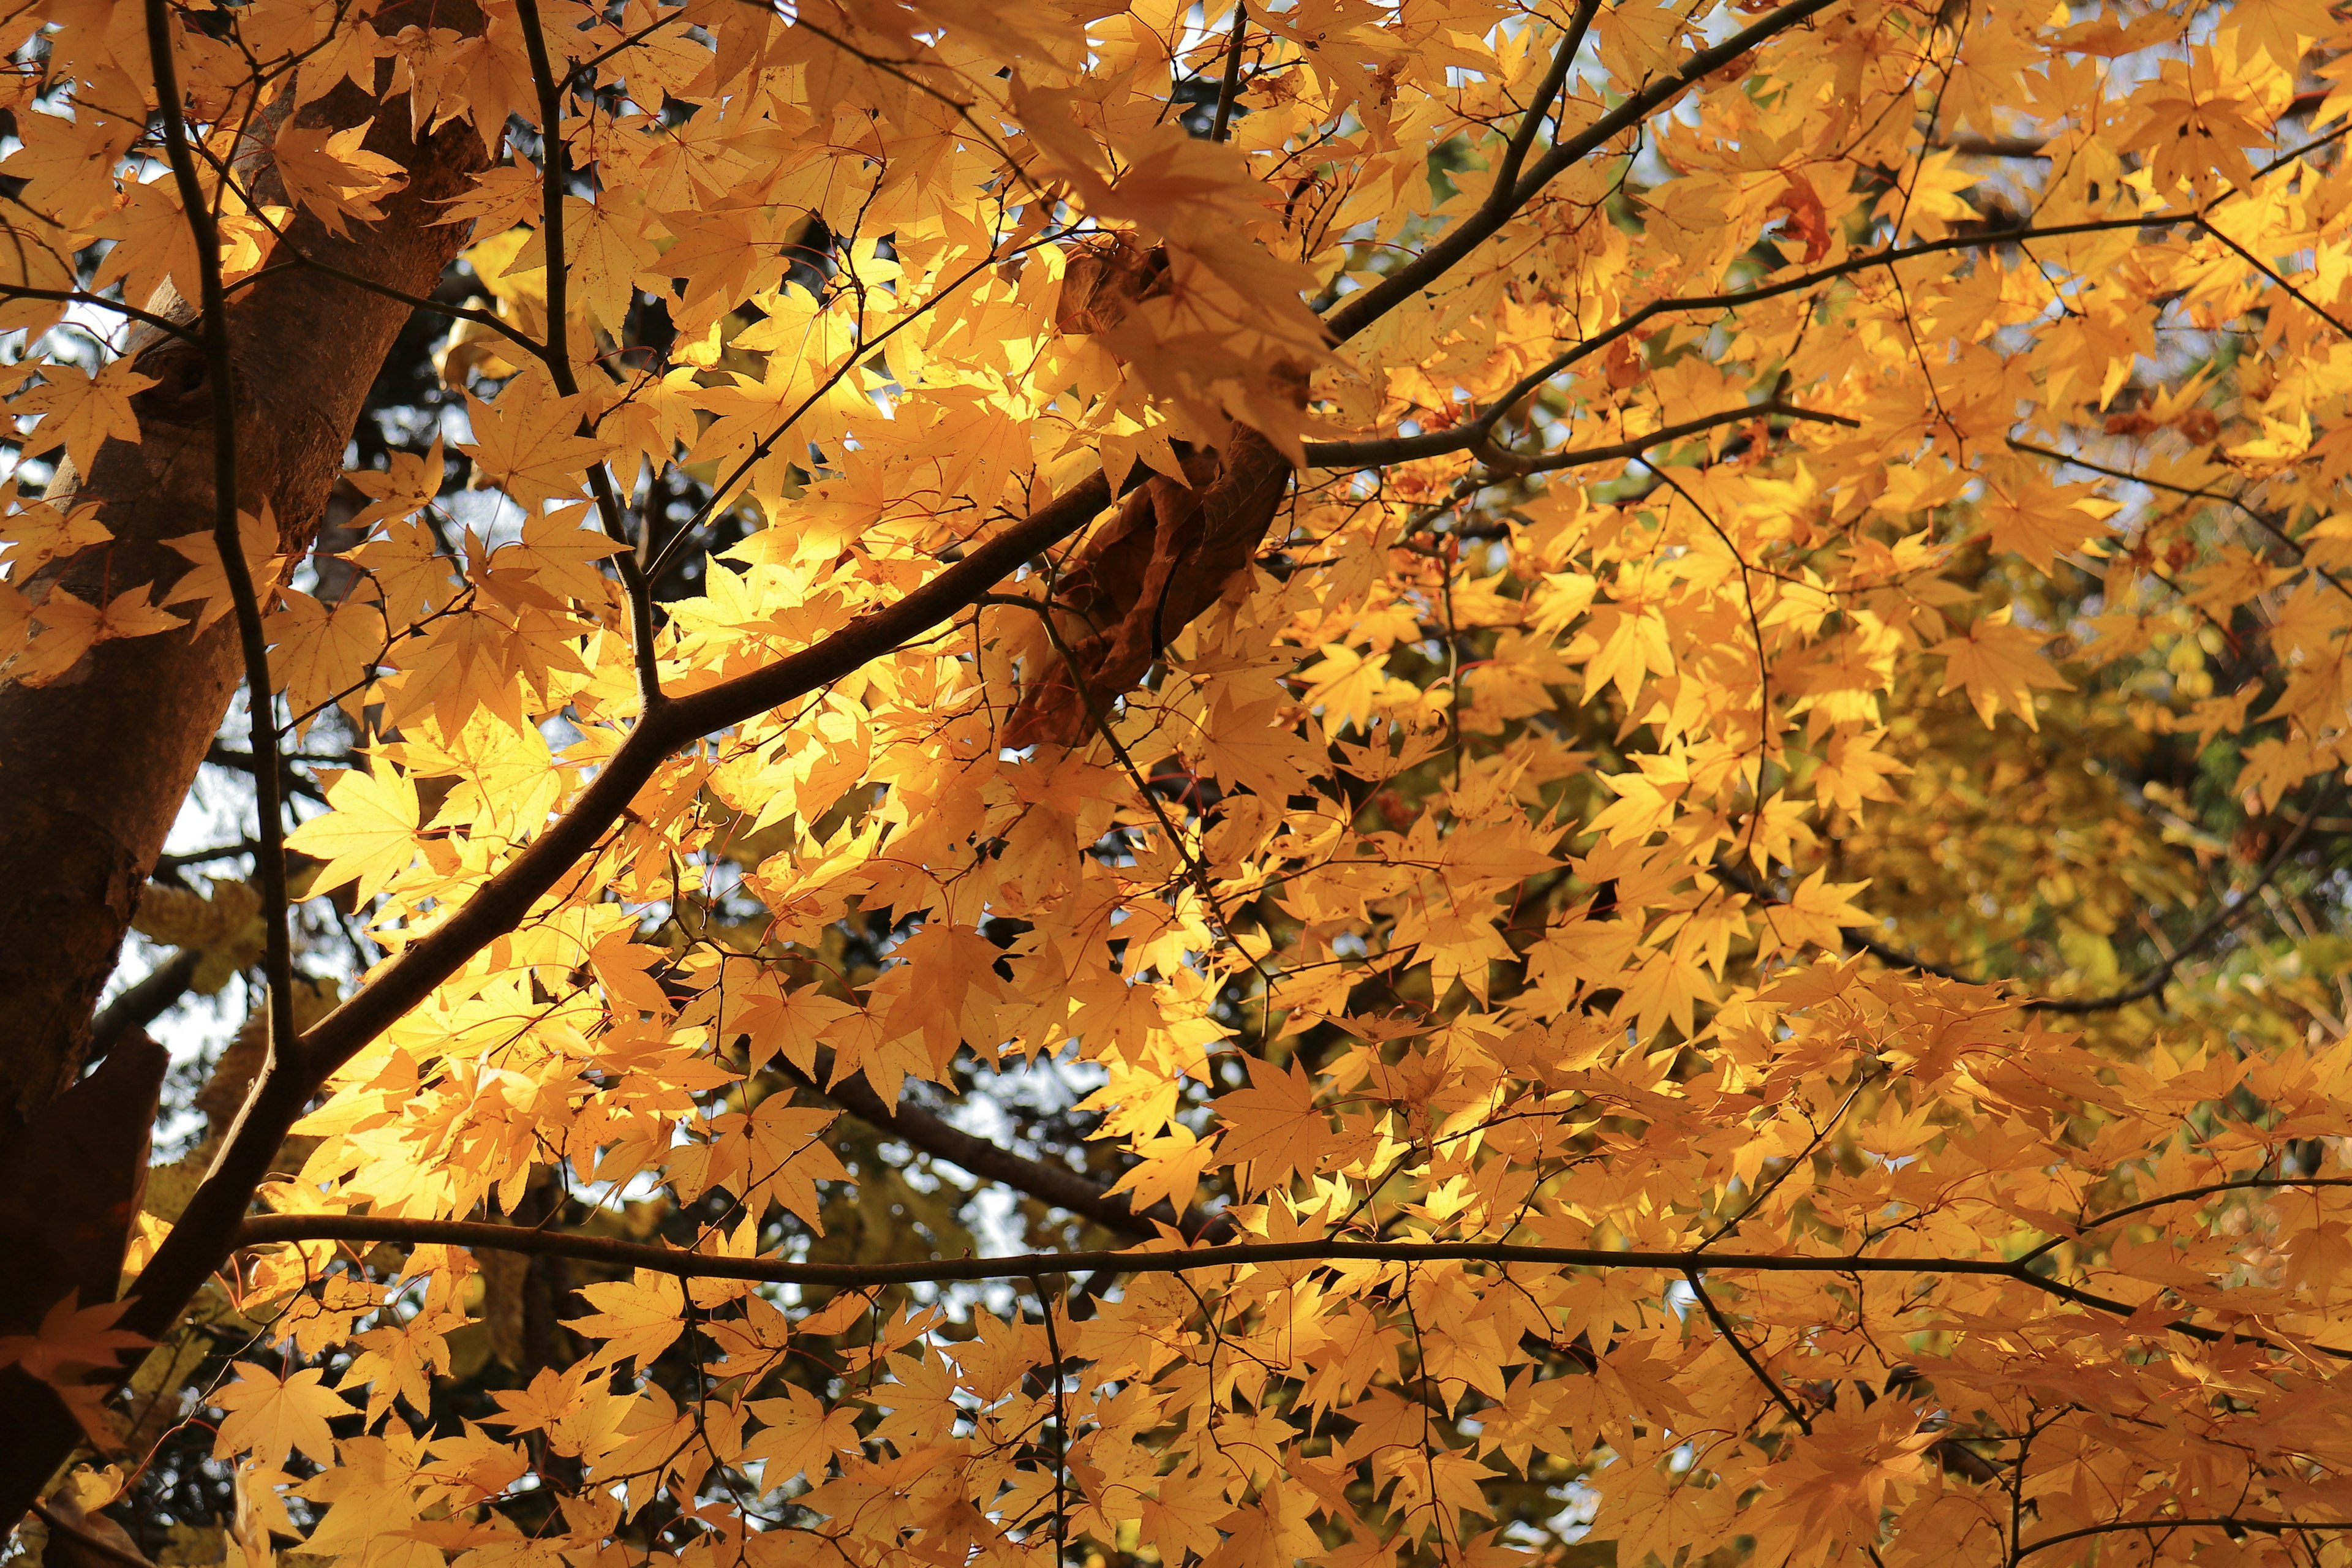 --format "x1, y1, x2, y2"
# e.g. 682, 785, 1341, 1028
0, 6, 486, 1515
